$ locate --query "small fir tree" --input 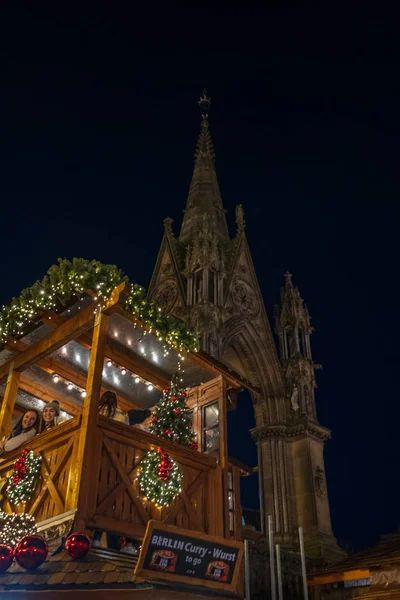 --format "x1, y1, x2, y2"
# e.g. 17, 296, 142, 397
149, 378, 197, 448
